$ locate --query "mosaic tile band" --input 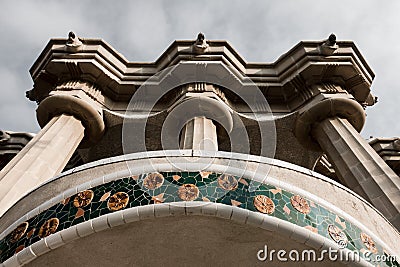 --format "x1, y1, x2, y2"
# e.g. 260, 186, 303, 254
0, 171, 398, 266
